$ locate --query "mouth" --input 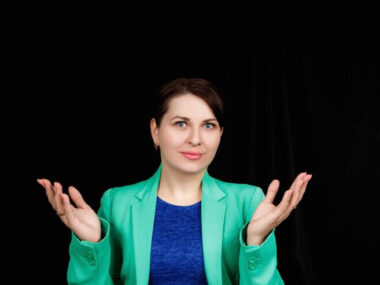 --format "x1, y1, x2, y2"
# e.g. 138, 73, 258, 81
181, 152, 203, 160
